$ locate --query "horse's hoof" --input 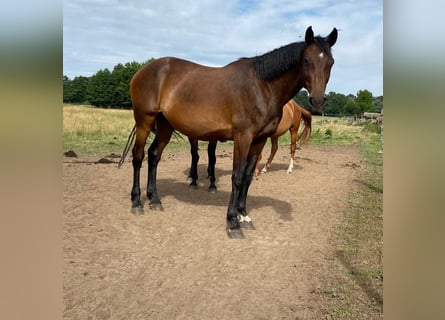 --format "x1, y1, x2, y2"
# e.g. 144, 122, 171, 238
238, 214, 255, 229
240, 221, 255, 230
208, 187, 217, 193
227, 228, 245, 239
149, 202, 164, 211
189, 184, 198, 190
131, 206, 144, 215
